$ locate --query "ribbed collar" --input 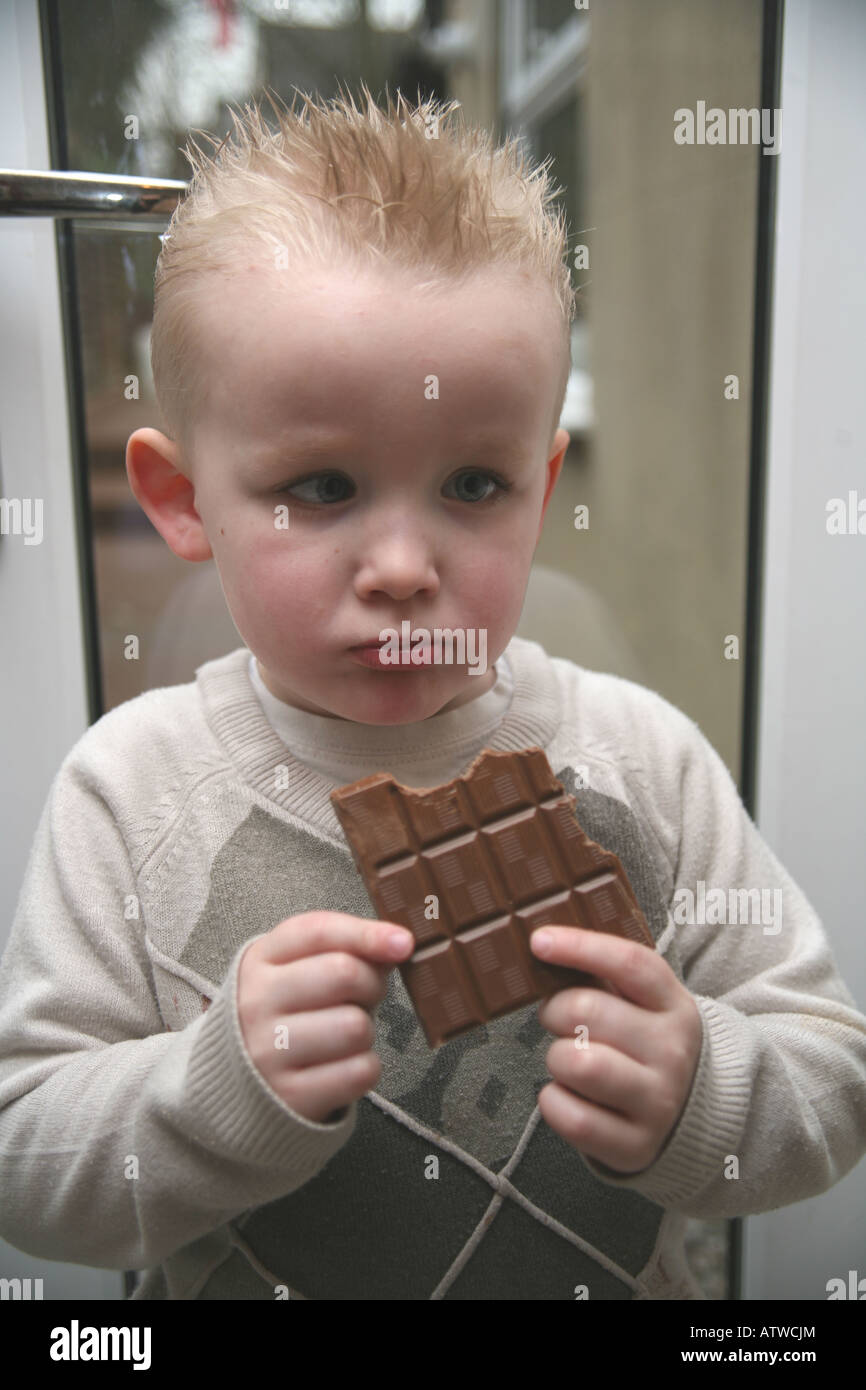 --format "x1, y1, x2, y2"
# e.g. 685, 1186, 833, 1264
195, 634, 563, 840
